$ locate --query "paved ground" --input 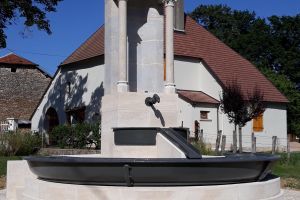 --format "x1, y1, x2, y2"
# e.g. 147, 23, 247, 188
0, 190, 5, 200
283, 189, 300, 200
0, 189, 299, 199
